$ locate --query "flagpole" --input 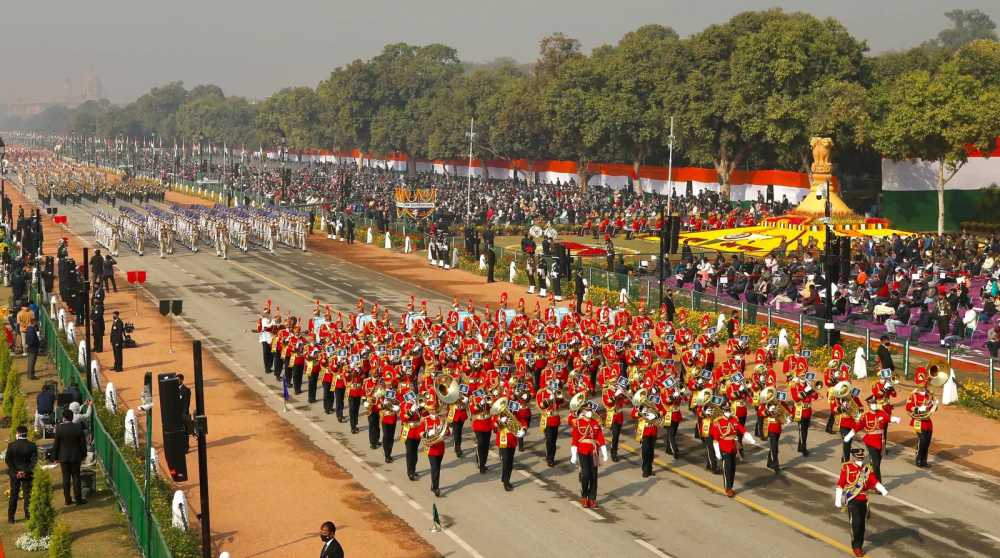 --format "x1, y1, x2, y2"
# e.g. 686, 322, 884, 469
466, 117, 475, 220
